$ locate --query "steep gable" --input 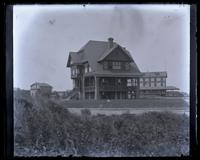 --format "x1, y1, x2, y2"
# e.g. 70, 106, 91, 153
100, 45, 134, 62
